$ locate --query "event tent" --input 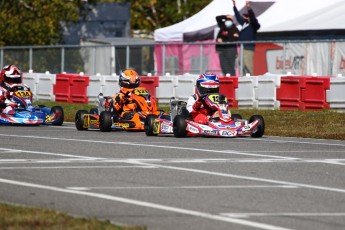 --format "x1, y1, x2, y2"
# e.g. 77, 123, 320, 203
154, 0, 345, 42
